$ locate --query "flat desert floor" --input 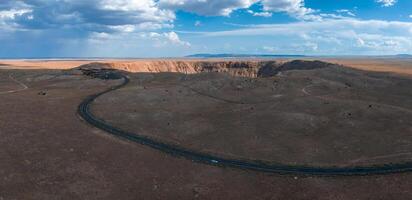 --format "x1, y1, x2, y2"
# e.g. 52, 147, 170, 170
1, 58, 412, 199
